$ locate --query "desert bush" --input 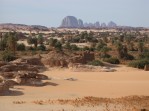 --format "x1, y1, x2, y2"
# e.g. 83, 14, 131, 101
37, 44, 46, 51
70, 44, 80, 51
100, 53, 111, 58
123, 54, 134, 60
103, 57, 120, 64
26, 46, 35, 51
17, 43, 26, 51
87, 60, 104, 66
138, 52, 149, 59
128, 59, 149, 69
1, 51, 16, 62
82, 46, 95, 51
